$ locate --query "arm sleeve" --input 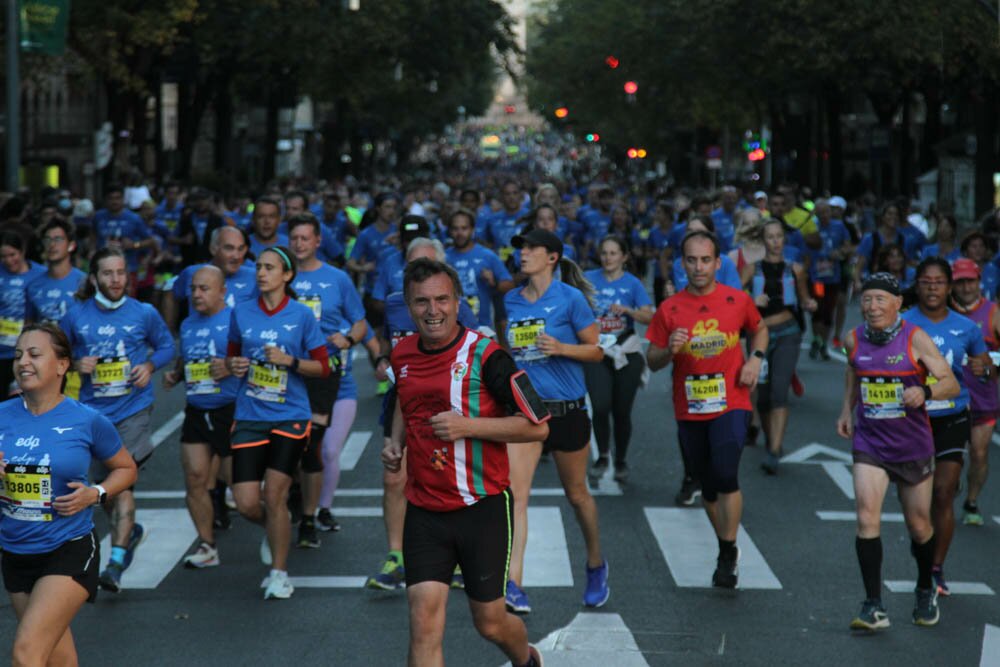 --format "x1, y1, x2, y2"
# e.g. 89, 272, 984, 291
308, 346, 331, 378
145, 306, 177, 370
90, 412, 125, 461
481, 348, 522, 415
